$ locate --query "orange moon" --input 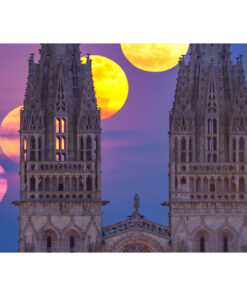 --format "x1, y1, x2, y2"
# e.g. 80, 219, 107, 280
121, 43, 190, 72
81, 55, 129, 120
0, 165, 7, 202
0, 106, 22, 163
